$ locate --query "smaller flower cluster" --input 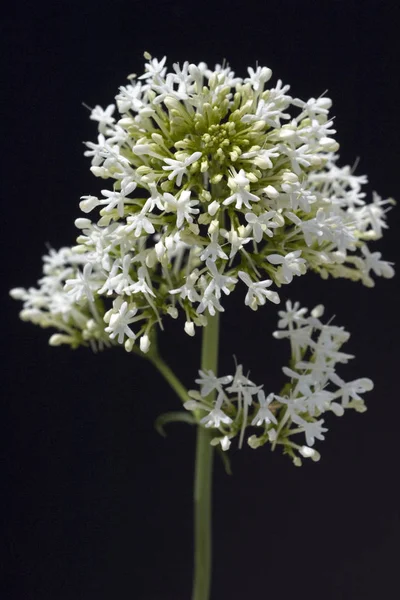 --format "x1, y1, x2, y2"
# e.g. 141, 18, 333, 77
184, 301, 373, 465
10, 247, 110, 351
